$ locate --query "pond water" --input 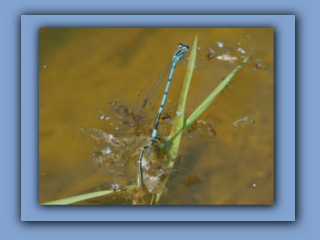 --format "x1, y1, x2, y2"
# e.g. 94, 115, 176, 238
39, 28, 273, 205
